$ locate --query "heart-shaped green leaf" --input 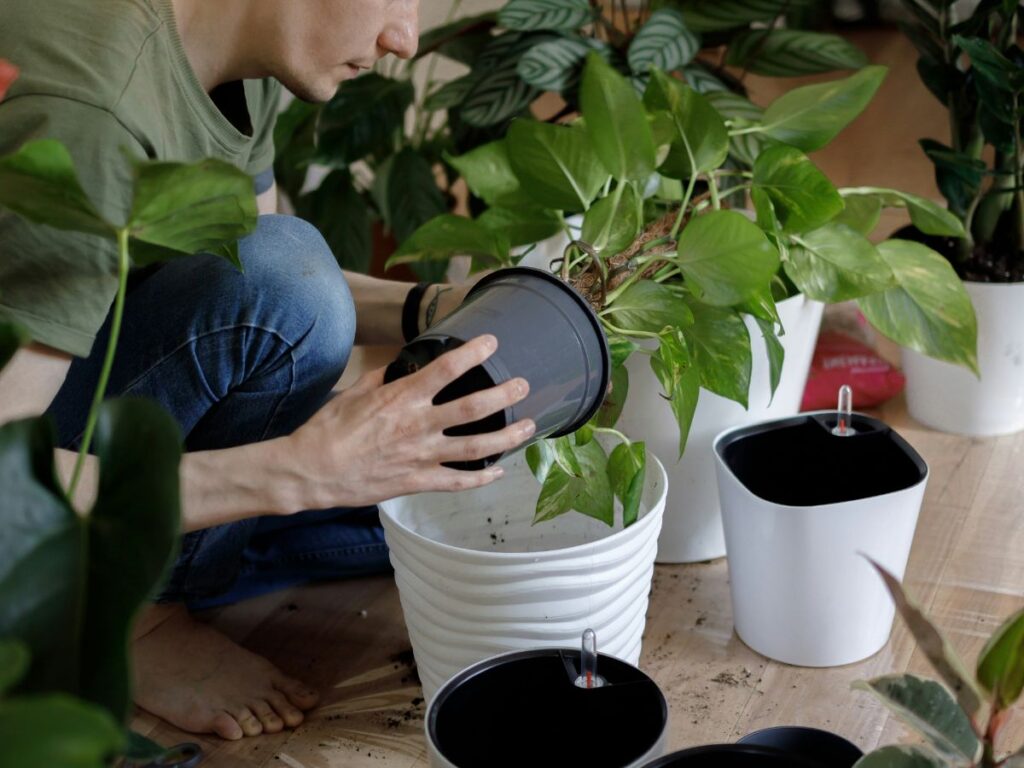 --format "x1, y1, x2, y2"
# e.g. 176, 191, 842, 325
533, 439, 613, 525
784, 223, 895, 302
606, 281, 694, 334
650, 329, 701, 455
644, 70, 729, 177
607, 442, 646, 527
478, 206, 563, 248
753, 145, 843, 233
840, 187, 965, 238
445, 141, 522, 208
684, 302, 751, 408
507, 119, 608, 211
387, 214, 511, 269
582, 183, 641, 254
0, 694, 124, 768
